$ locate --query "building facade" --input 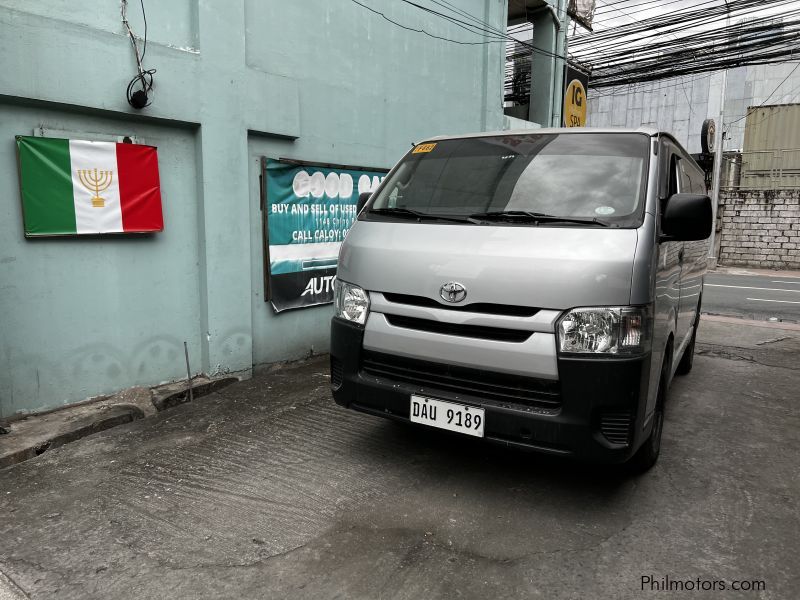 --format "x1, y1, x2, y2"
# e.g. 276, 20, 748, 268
0, 0, 516, 417
587, 62, 800, 154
